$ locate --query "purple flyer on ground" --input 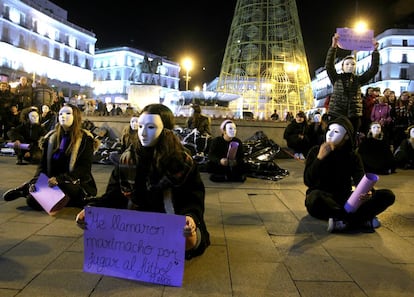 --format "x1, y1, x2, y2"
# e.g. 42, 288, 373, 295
83, 207, 186, 287
344, 173, 379, 213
